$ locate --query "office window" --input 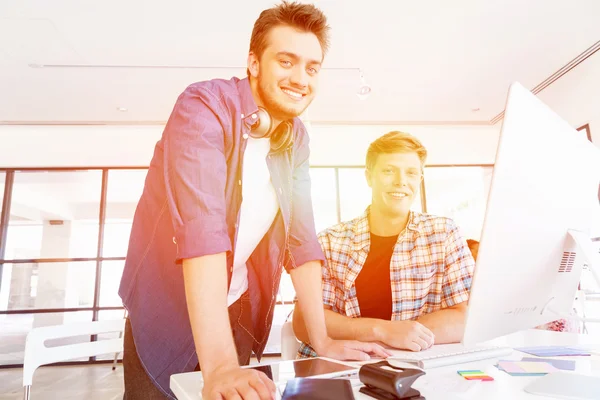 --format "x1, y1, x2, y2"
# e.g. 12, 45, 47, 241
102, 169, 148, 257
423, 167, 492, 241
0, 164, 502, 364
309, 168, 338, 233
0, 261, 96, 312
0, 172, 5, 216
338, 168, 422, 222
4, 171, 102, 260
99, 260, 125, 307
